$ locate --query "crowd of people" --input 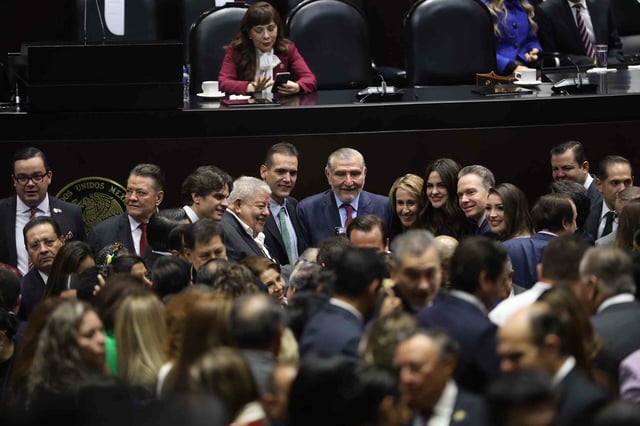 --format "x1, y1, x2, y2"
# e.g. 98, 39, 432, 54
0, 139, 639, 426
